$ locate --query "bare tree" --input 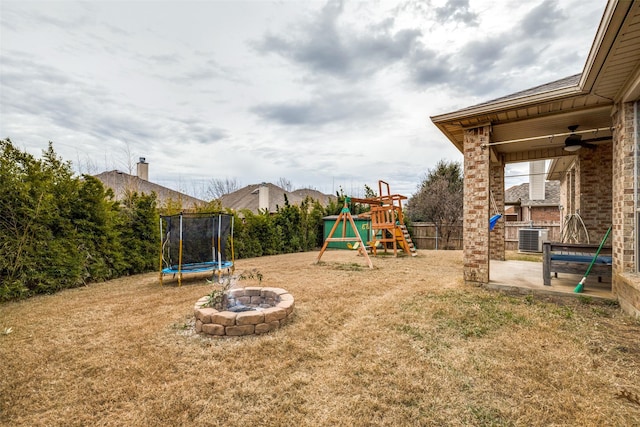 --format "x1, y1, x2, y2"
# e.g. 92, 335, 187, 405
75, 151, 99, 176
277, 177, 293, 192
118, 141, 141, 197
118, 141, 135, 175
206, 177, 241, 200
407, 160, 463, 249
